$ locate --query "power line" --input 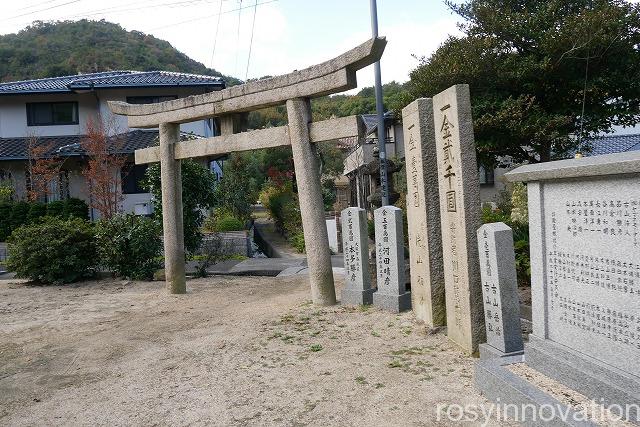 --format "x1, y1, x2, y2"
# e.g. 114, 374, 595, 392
147, 0, 277, 32
245, 0, 258, 80
209, 0, 224, 69
235, 0, 243, 77
1, 0, 83, 23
